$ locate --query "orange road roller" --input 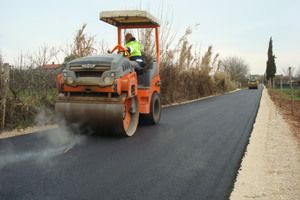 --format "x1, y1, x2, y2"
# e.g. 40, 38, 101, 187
55, 10, 162, 136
